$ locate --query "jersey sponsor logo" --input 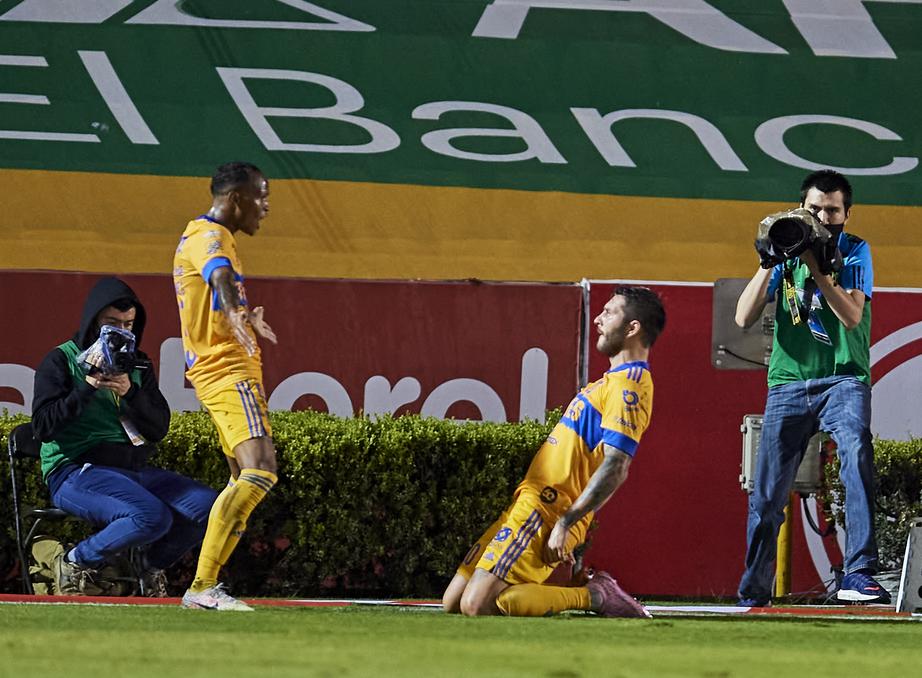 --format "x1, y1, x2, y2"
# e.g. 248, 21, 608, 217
207, 241, 222, 255
462, 543, 481, 566
614, 416, 637, 431
622, 389, 639, 410
546, 435, 557, 445
493, 527, 512, 543
540, 486, 558, 504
